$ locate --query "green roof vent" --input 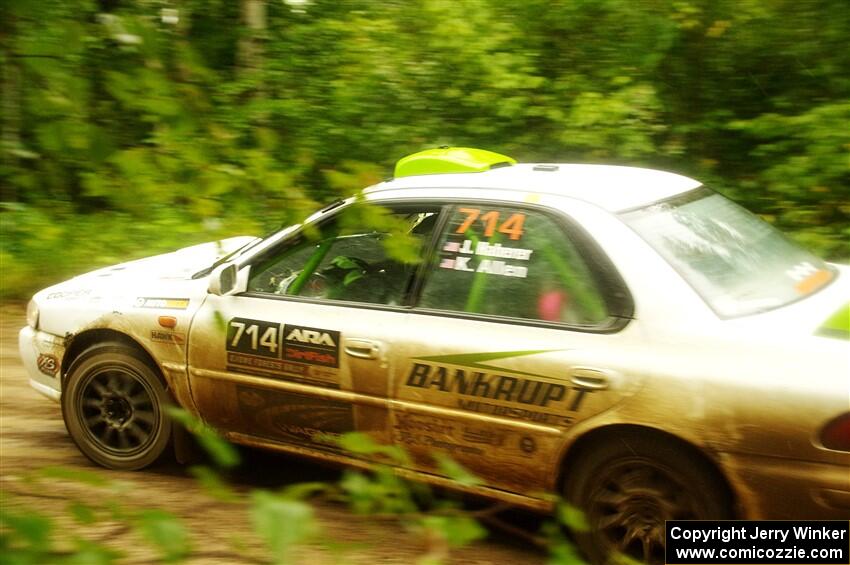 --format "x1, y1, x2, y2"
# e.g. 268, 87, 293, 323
394, 147, 516, 178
